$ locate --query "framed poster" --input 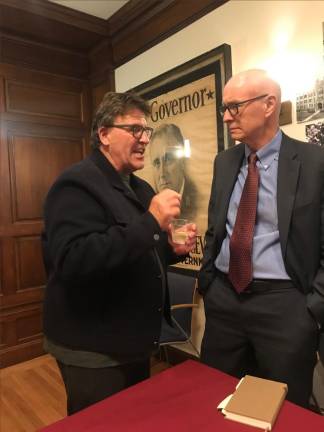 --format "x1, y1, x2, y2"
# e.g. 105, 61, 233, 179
296, 22, 324, 123
132, 44, 232, 273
